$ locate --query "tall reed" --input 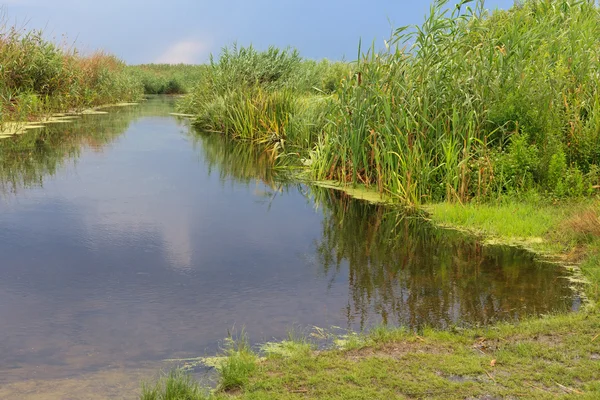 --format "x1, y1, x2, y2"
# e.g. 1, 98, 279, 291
179, 44, 348, 153
0, 18, 142, 126
311, 0, 600, 204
